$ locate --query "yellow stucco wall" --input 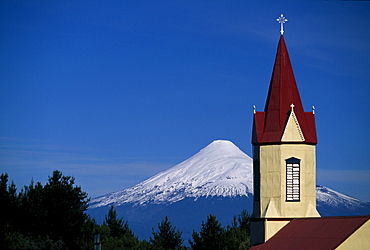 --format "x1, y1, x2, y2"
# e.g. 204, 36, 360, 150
265, 220, 290, 242
336, 220, 370, 249
254, 144, 320, 218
